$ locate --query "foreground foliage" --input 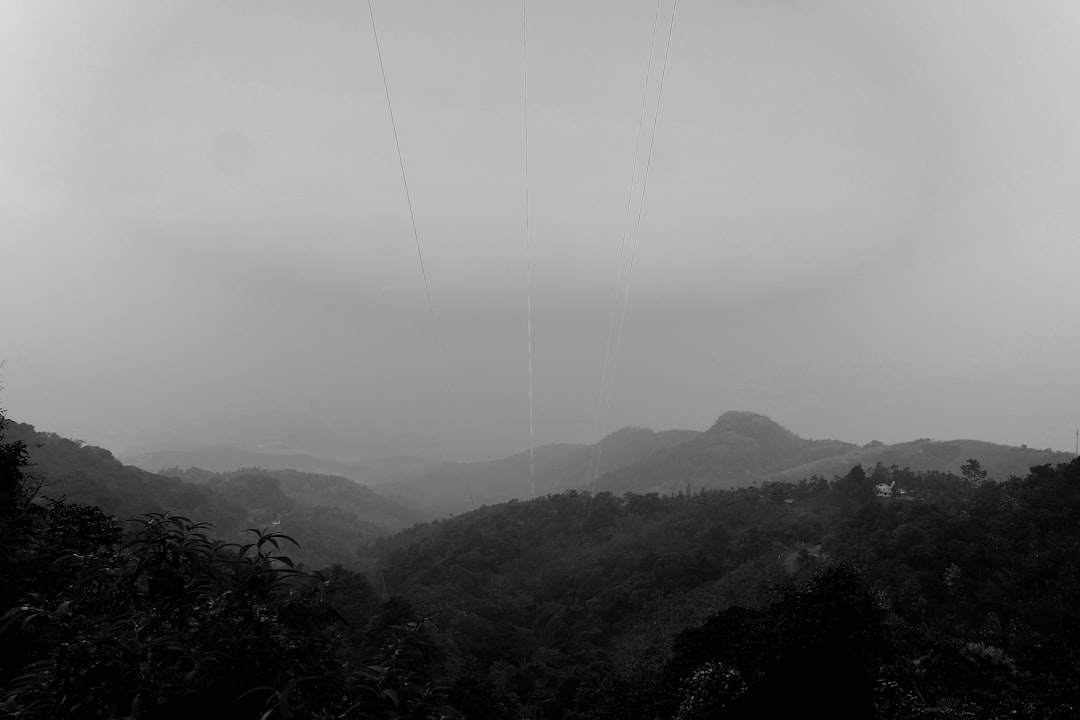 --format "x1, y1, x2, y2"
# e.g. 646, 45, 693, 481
0, 514, 453, 719
0, 412, 452, 719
